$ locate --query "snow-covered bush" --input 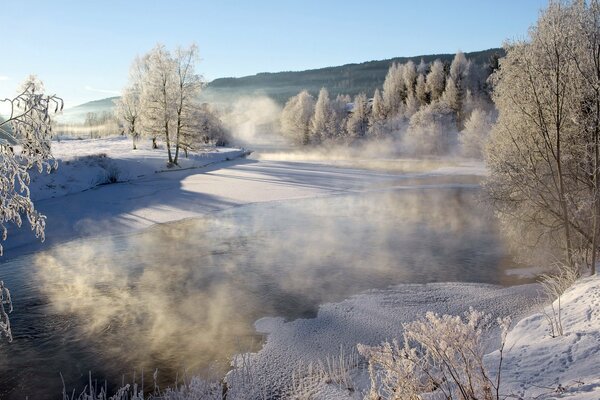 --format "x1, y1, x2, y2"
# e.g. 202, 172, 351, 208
358, 308, 511, 400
